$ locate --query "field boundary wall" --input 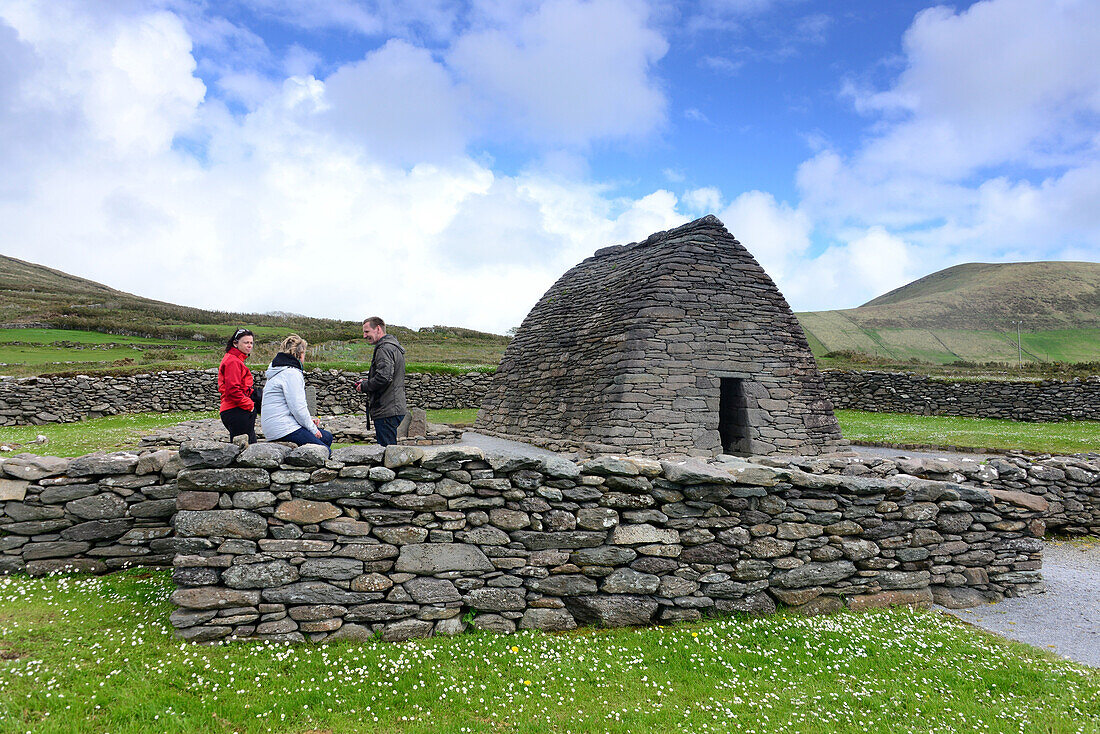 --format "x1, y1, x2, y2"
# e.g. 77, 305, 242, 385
4, 369, 1100, 427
